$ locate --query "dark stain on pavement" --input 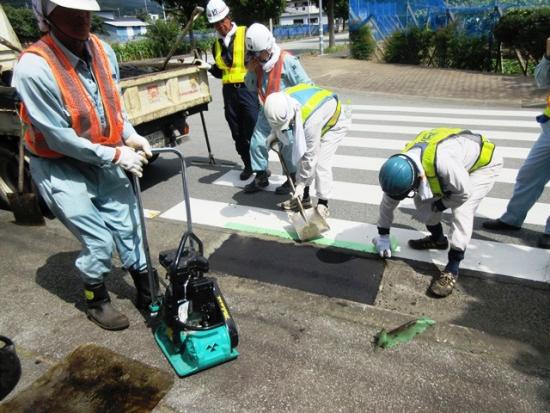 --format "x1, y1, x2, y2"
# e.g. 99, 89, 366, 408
209, 234, 384, 305
0, 343, 173, 413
